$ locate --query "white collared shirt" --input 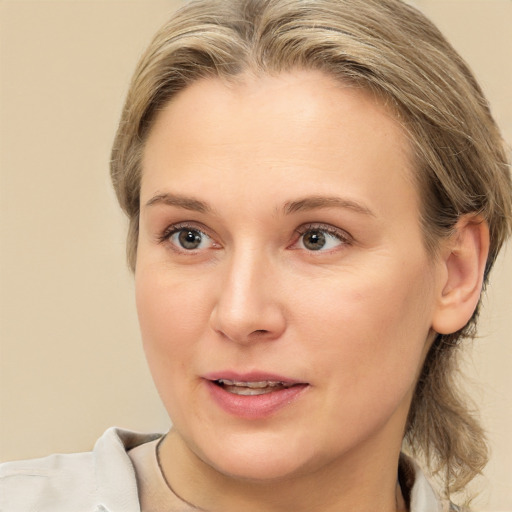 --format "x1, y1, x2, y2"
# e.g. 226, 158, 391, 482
0, 427, 449, 511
